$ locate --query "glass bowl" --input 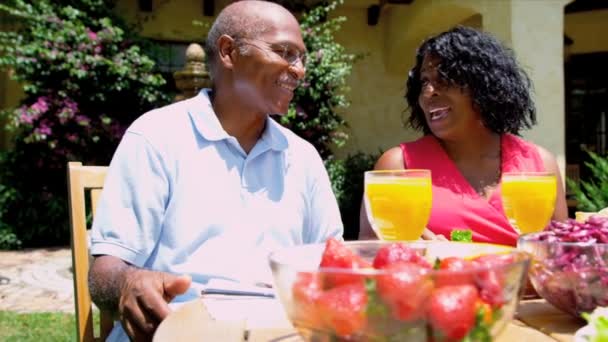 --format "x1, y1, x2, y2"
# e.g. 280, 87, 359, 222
518, 233, 608, 319
268, 240, 530, 341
